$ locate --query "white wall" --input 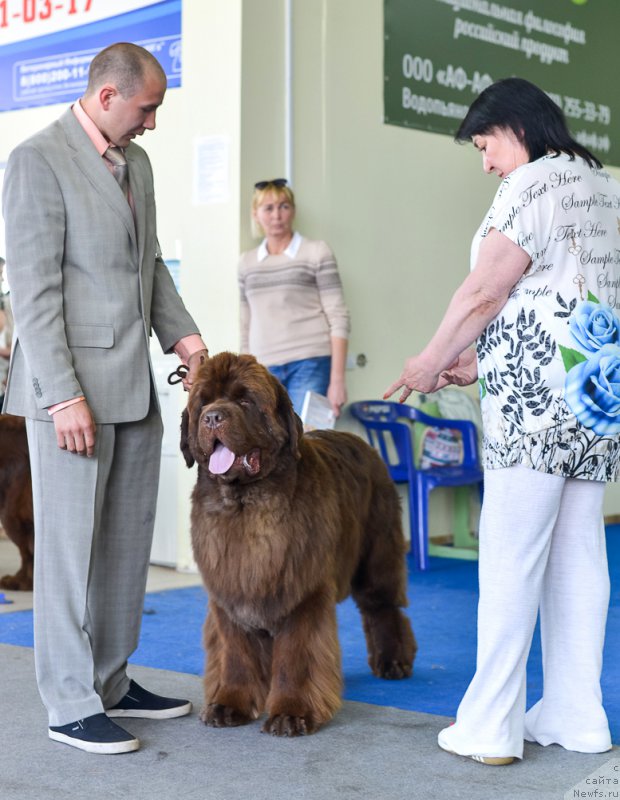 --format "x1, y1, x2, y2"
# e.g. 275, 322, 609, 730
164, 0, 244, 567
